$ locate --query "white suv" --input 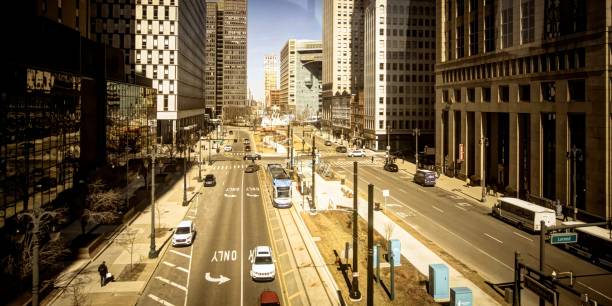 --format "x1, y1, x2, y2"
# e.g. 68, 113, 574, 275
348, 149, 366, 157
172, 220, 196, 246
224, 145, 232, 152
250, 246, 276, 281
